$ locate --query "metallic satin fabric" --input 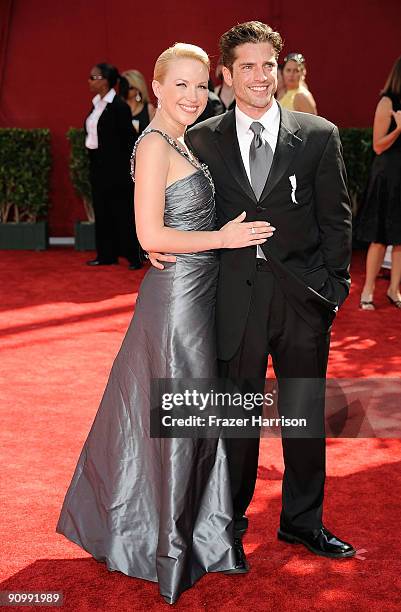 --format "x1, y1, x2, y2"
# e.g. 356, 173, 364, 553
56, 162, 236, 603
